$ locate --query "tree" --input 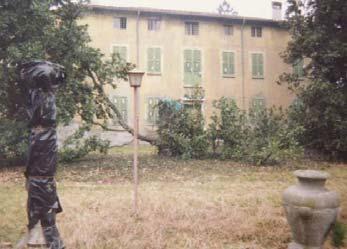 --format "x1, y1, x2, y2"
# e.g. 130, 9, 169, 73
280, 0, 347, 159
0, 0, 155, 164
